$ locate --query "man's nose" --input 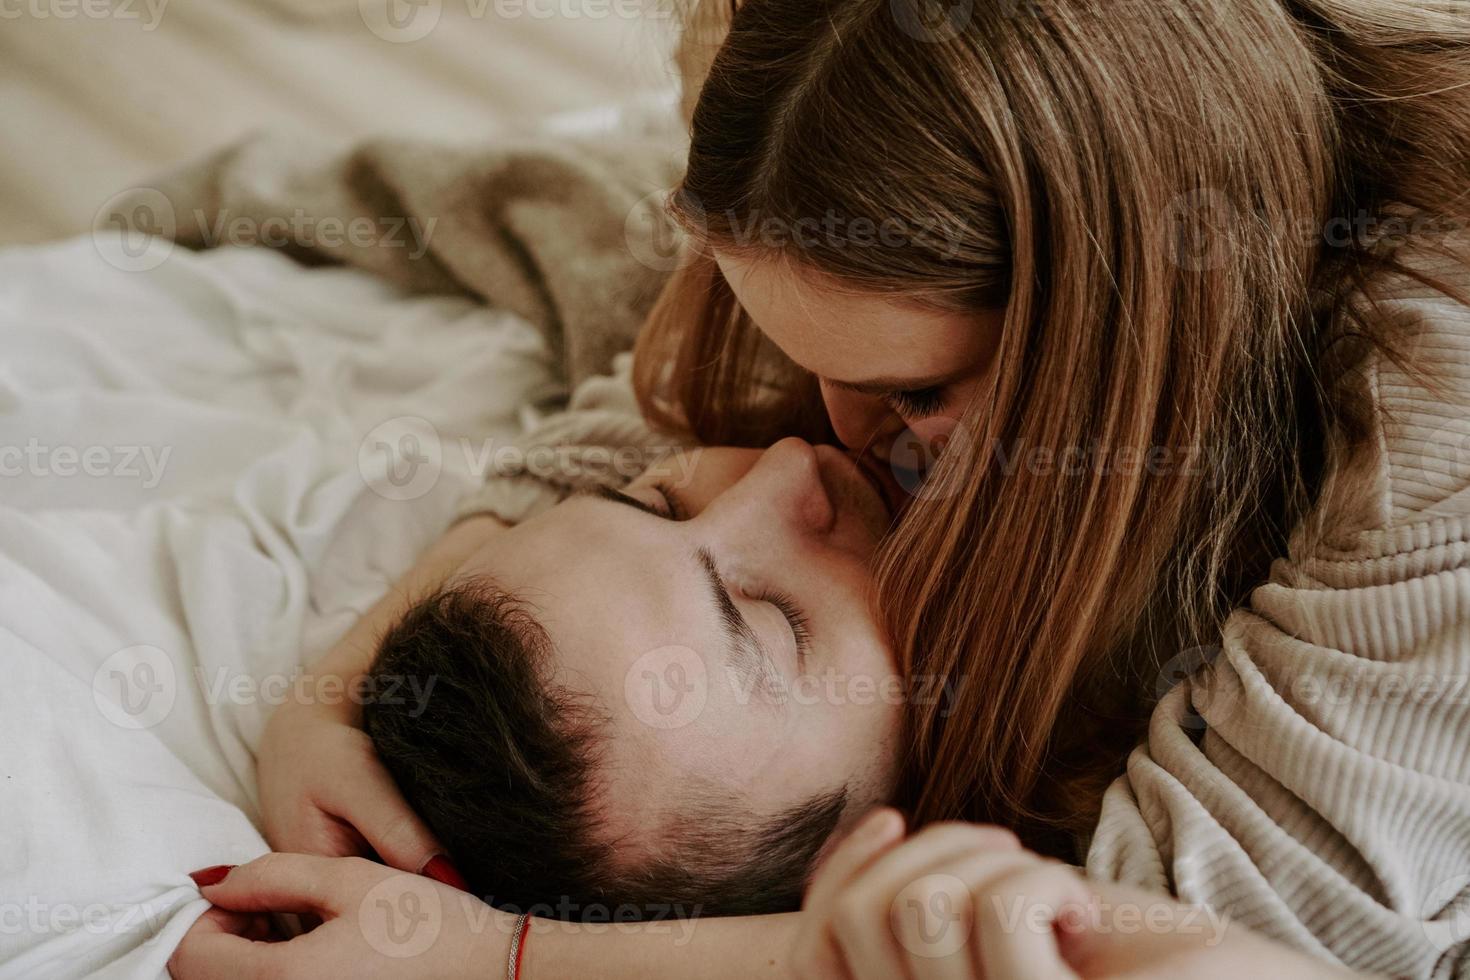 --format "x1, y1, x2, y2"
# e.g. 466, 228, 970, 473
722, 437, 836, 536
819, 381, 905, 458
